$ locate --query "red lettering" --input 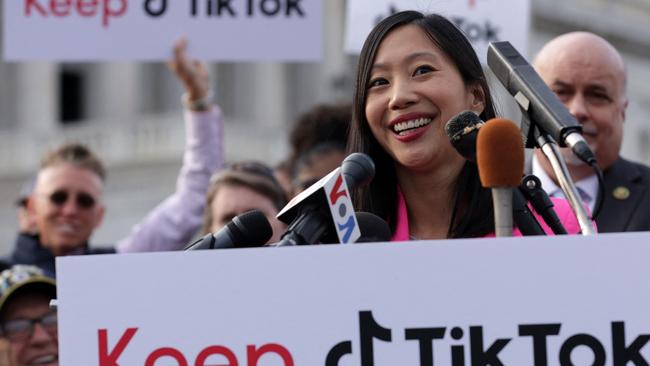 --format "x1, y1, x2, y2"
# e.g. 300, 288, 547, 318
247, 344, 294, 366
145, 347, 188, 366
77, 0, 98, 16
328, 174, 348, 205
195, 346, 239, 366
102, 0, 127, 27
25, 0, 48, 15
49, 0, 71, 16
98, 328, 138, 366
